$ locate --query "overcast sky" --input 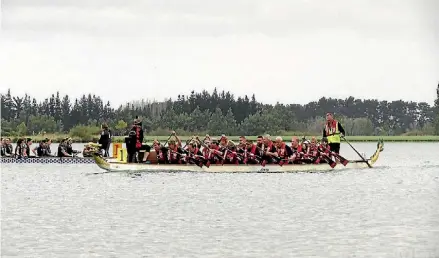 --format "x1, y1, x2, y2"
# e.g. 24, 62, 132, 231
1, 0, 438, 107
